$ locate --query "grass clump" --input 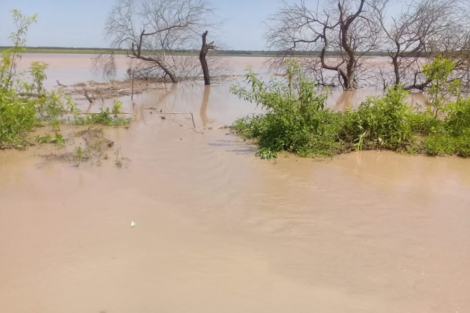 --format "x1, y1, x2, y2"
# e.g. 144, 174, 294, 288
232, 58, 470, 159
36, 132, 65, 146
71, 107, 131, 127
